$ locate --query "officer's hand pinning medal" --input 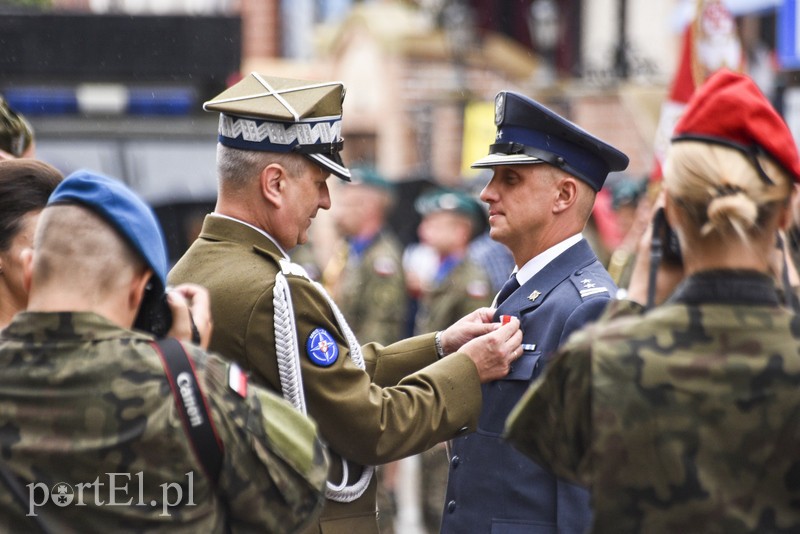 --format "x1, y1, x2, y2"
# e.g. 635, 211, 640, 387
165, 284, 212, 348
455, 313, 522, 383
